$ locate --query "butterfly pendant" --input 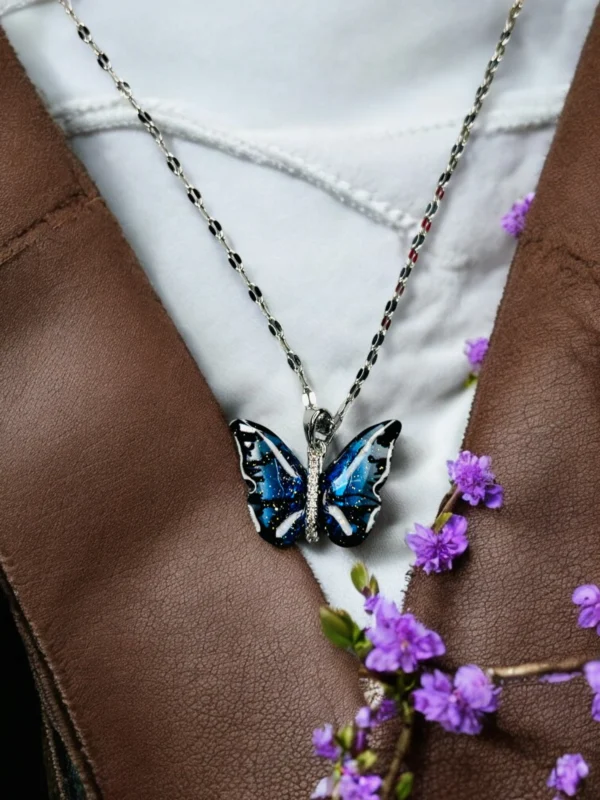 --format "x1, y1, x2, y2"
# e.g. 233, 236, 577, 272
230, 418, 401, 548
